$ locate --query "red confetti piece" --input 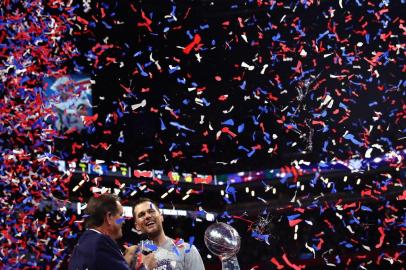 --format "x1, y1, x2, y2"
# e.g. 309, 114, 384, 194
375, 227, 385, 249
281, 254, 305, 270
183, 34, 202, 54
